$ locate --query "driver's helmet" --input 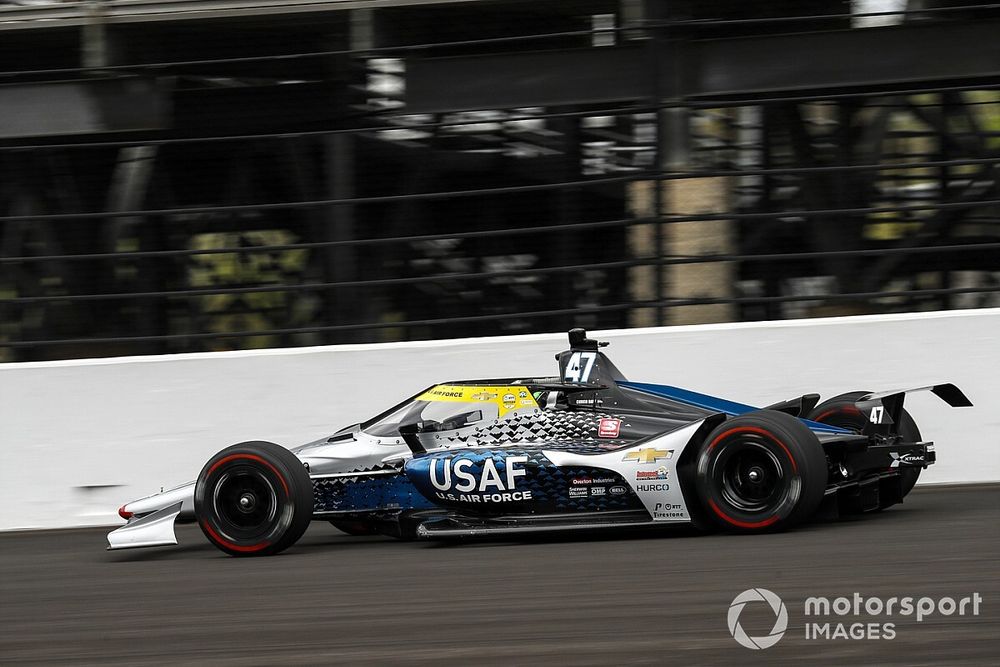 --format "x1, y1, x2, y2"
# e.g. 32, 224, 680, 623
410, 384, 541, 445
